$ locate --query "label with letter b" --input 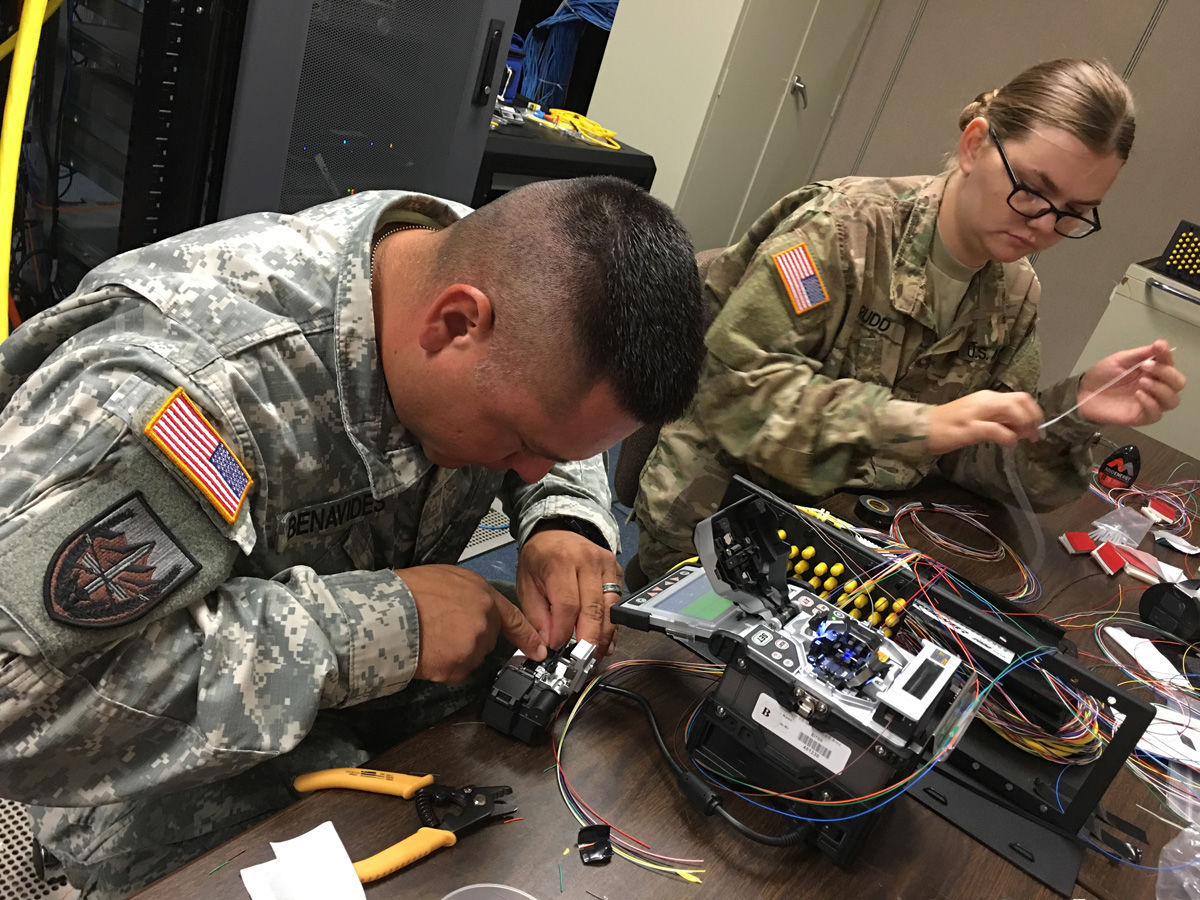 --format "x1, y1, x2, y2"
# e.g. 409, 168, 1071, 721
752, 692, 851, 774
